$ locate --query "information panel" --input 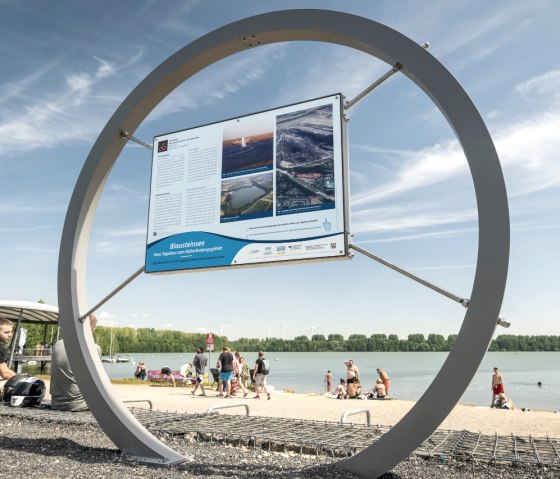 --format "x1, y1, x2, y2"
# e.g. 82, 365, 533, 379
146, 94, 349, 274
